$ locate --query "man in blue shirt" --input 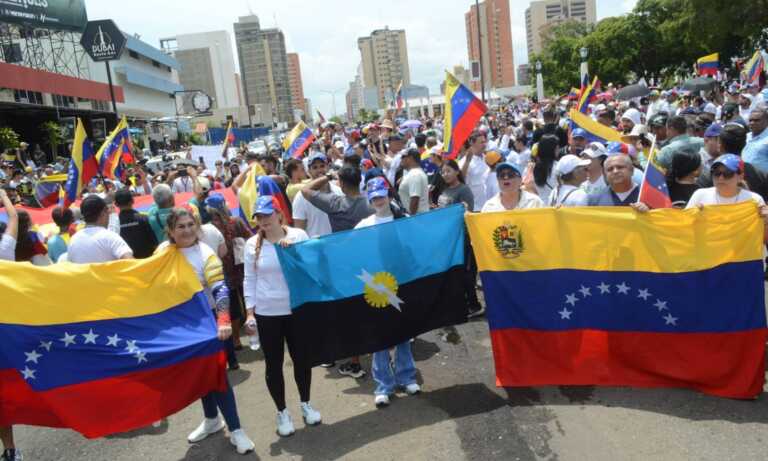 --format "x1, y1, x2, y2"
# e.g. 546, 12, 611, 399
743, 107, 768, 173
